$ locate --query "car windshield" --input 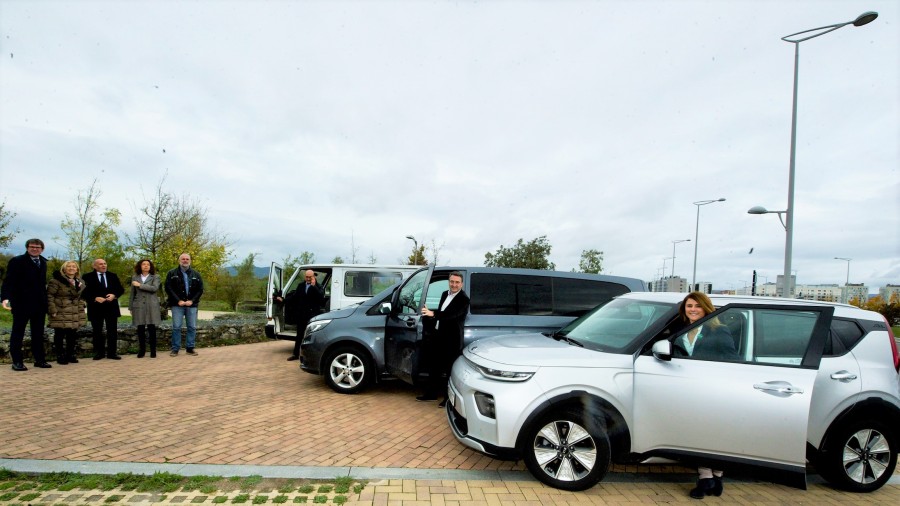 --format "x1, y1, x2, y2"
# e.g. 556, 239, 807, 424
555, 298, 677, 352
